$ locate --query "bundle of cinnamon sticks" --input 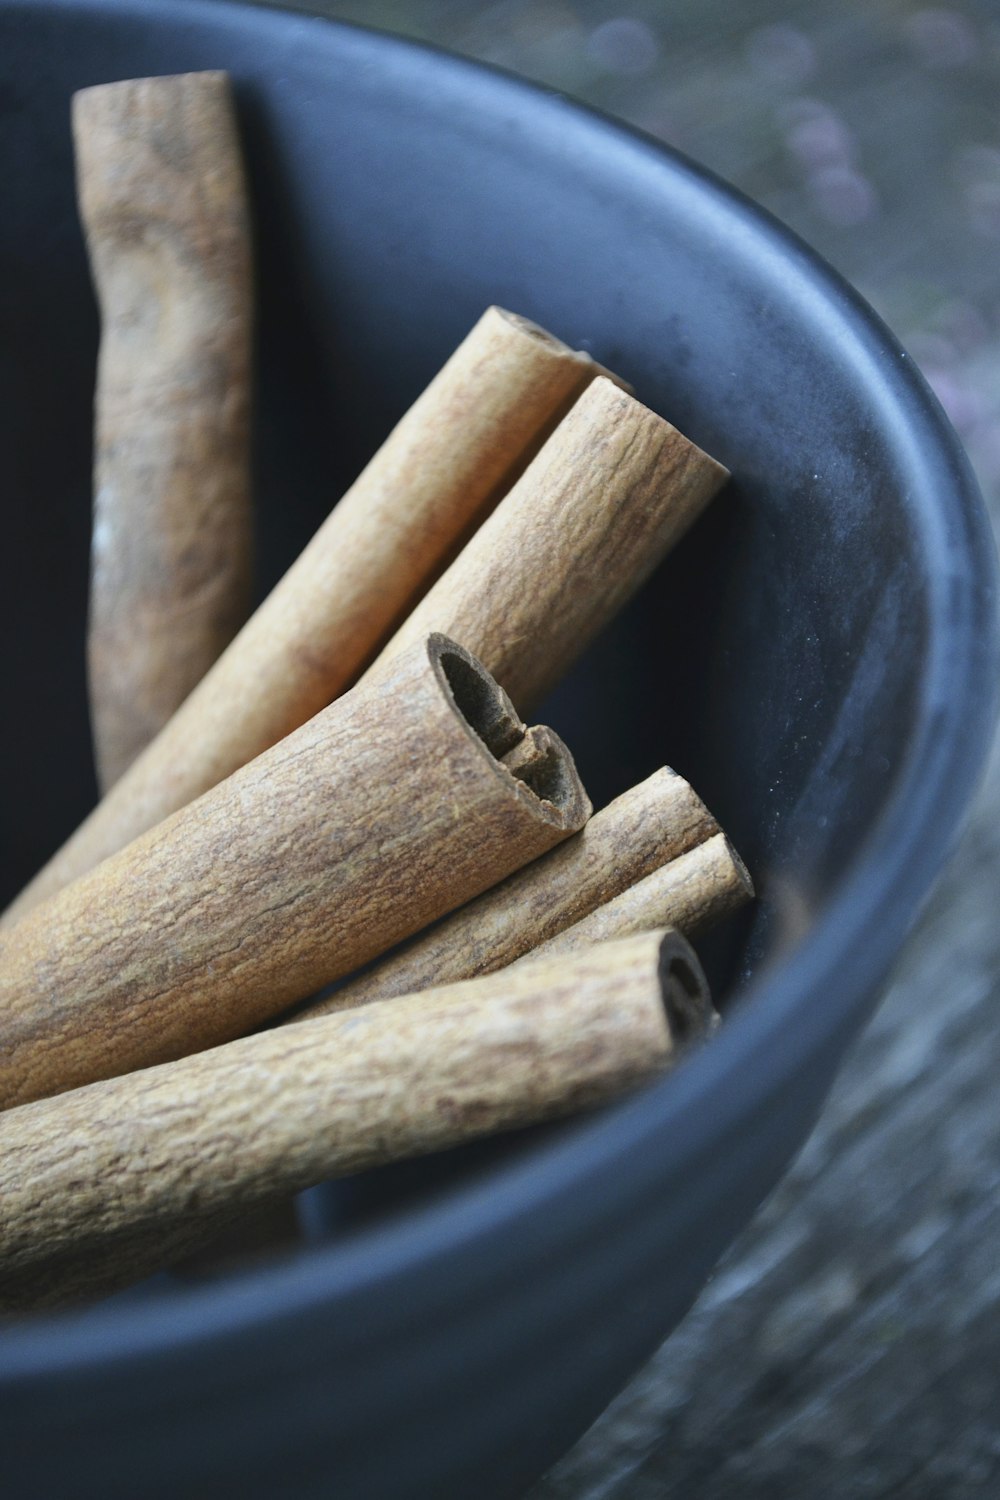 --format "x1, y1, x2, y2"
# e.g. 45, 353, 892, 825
0, 72, 752, 1313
